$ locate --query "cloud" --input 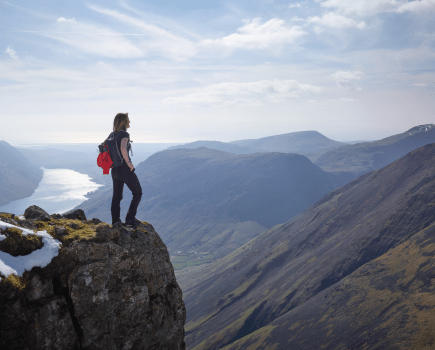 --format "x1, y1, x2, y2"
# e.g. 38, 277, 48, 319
307, 12, 366, 29
201, 18, 306, 50
88, 5, 197, 60
5, 46, 18, 60
397, 0, 435, 13
163, 79, 322, 106
57, 17, 76, 23
316, 0, 435, 17
332, 70, 364, 89
40, 17, 143, 58
289, 2, 302, 8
